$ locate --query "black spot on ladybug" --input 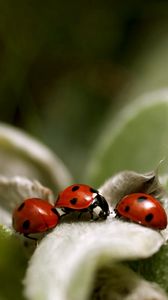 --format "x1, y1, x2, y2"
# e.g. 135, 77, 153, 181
145, 213, 154, 222
22, 220, 30, 230
124, 205, 130, 212
137, 196, 148, 202
18, 202, 25, 211
72, 185, 80, 192
51, 207, 59, 216
90, 187, 98, 194
70, 198, 78, 205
